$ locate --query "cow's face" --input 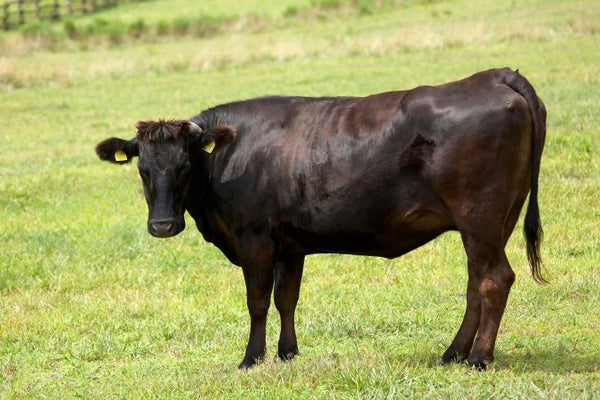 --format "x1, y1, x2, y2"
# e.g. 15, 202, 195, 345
137, 135, 191, 238
96, 120, 235, 238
